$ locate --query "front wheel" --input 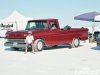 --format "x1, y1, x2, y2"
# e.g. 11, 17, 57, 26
34, 39, 44, 52
70, 38, 80, 48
